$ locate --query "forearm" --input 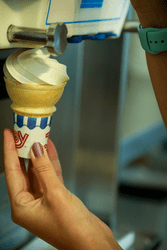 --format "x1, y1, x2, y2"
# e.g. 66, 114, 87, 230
131, 1, 167, 127
146, 53, 167, 128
